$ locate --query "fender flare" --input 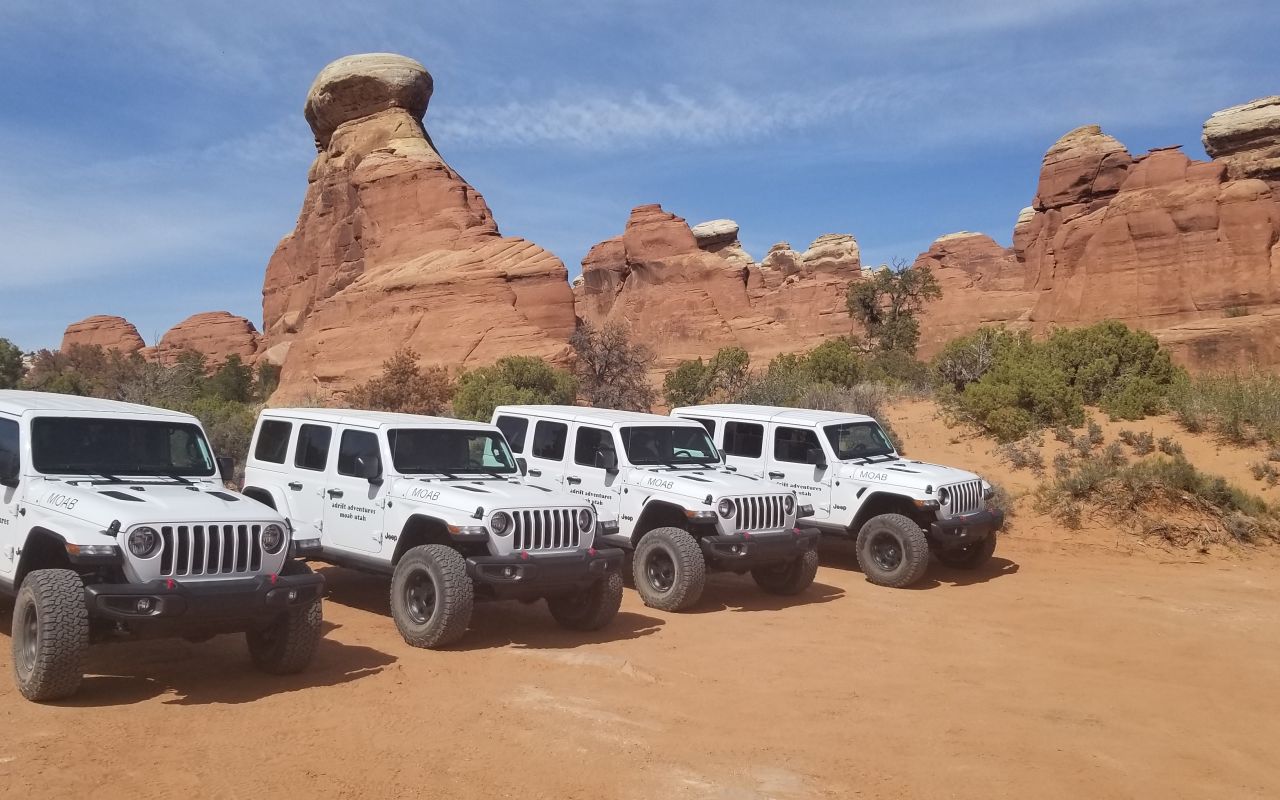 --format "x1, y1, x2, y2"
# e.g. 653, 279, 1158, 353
242, 484, 290, 516
631, 499, 691, 546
